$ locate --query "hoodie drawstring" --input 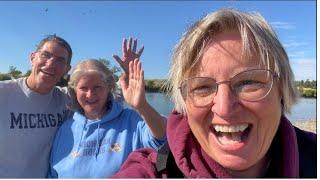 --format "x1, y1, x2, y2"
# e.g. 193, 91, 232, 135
95, 123, 101, 159
72, 120, 87, 177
